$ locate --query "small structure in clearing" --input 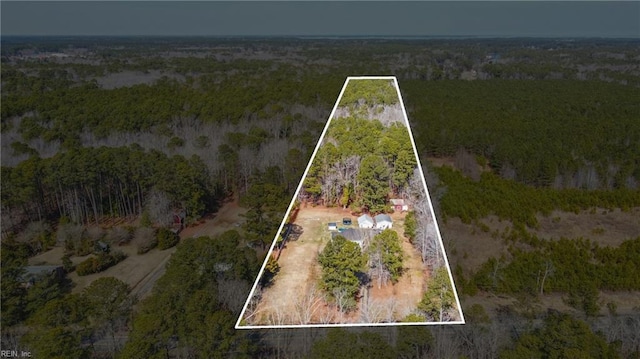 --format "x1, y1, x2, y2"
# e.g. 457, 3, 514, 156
328, 222, 338, 231
390, 198, 409, 212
